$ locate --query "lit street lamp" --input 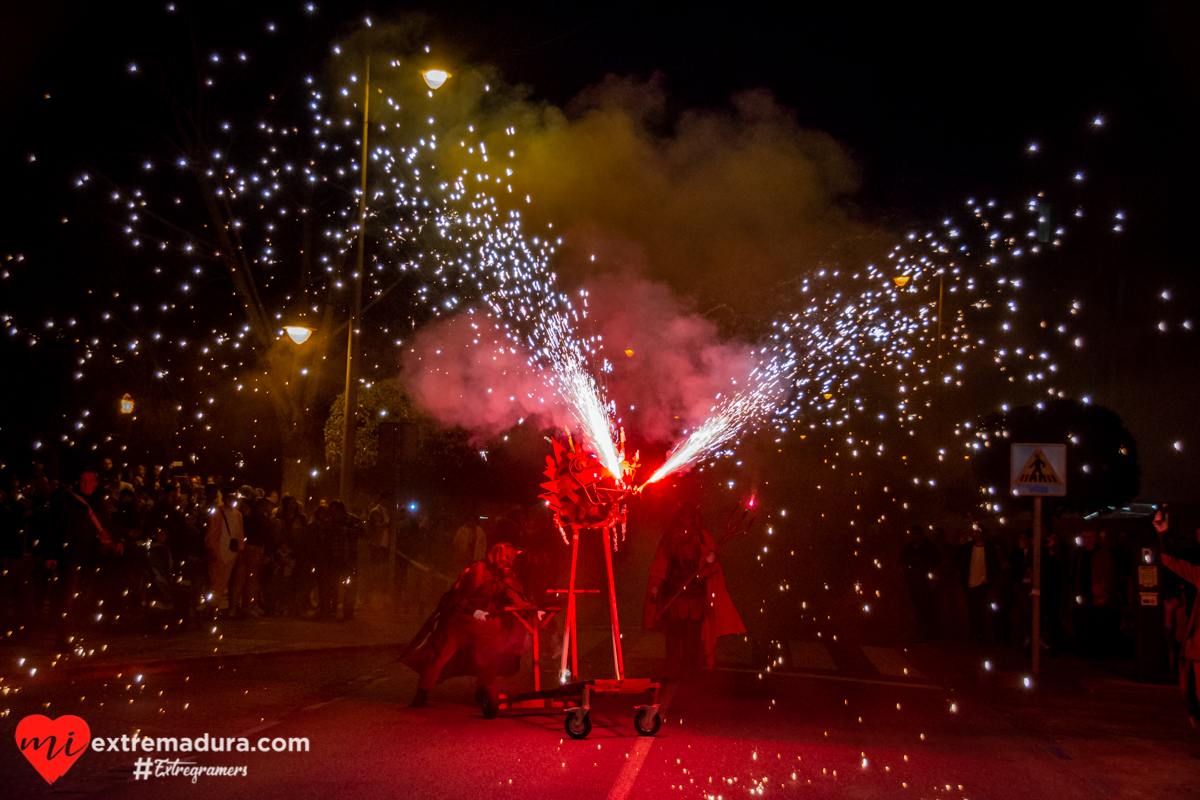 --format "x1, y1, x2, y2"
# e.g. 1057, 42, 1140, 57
422, 69, 450, 90
120, 393, 134, 415
284, 325, 313, 345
